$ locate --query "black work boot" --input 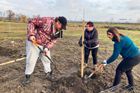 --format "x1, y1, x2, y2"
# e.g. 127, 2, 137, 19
22, 75, 31, 86
45, 71, 56, 81
45, 71, 52, 80
123, 85, 134, 91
